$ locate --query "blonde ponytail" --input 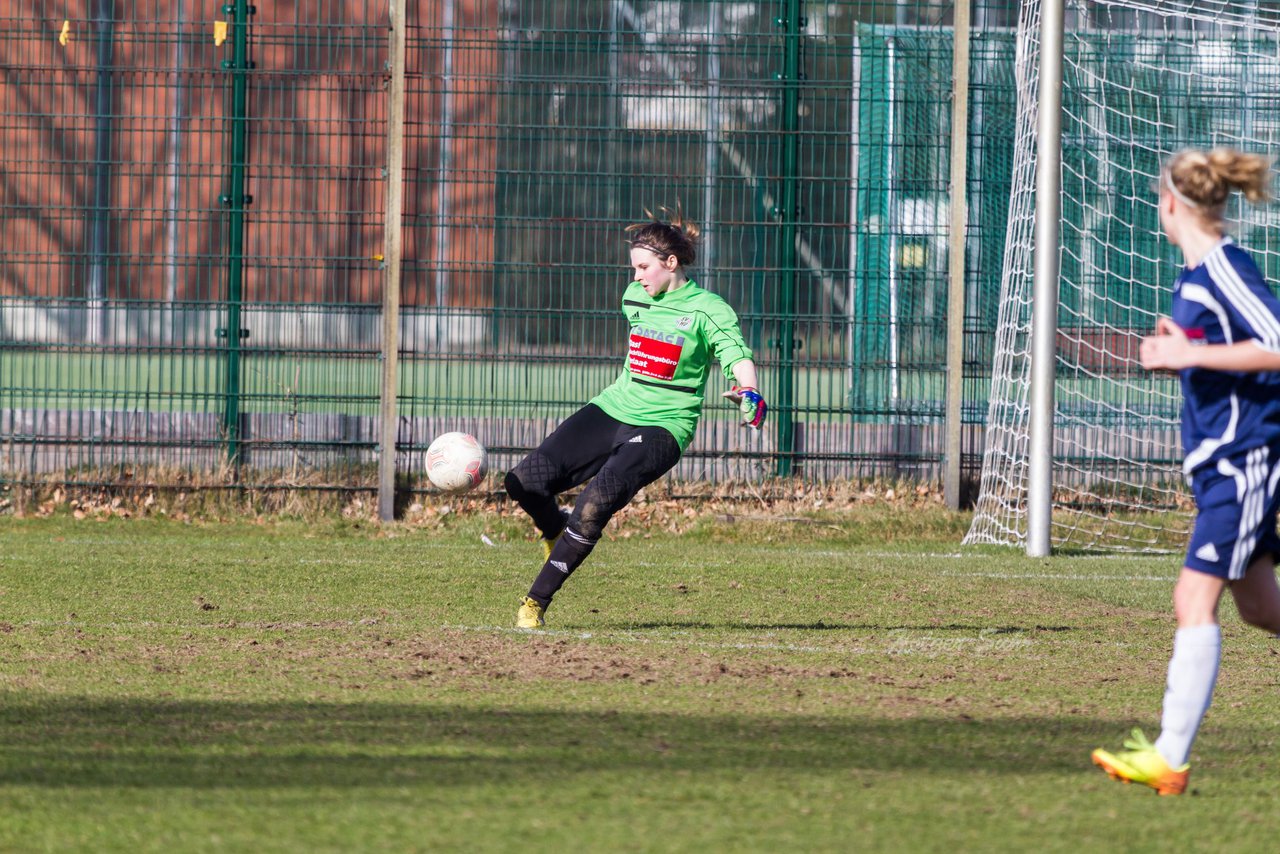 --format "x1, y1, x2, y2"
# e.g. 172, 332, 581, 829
1167, 147, 1275, 215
